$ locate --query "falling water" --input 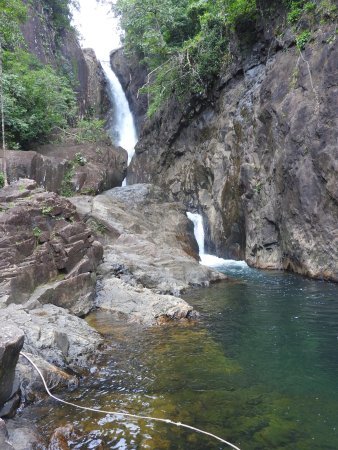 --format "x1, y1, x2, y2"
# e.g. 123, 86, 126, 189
71, 0, 137, 165
187, 212, 248, 268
